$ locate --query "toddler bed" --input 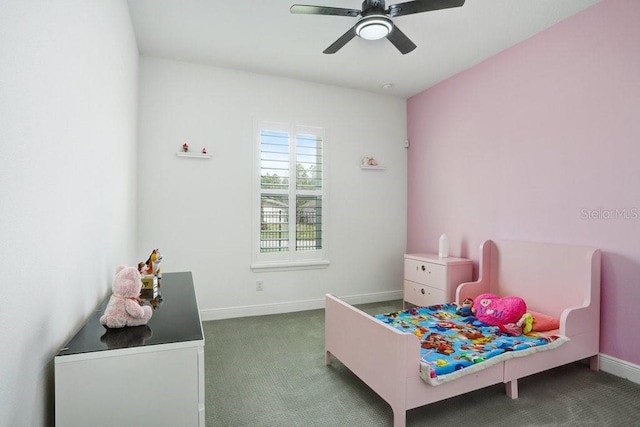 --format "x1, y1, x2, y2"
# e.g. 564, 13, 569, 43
325, 240, 601, 427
